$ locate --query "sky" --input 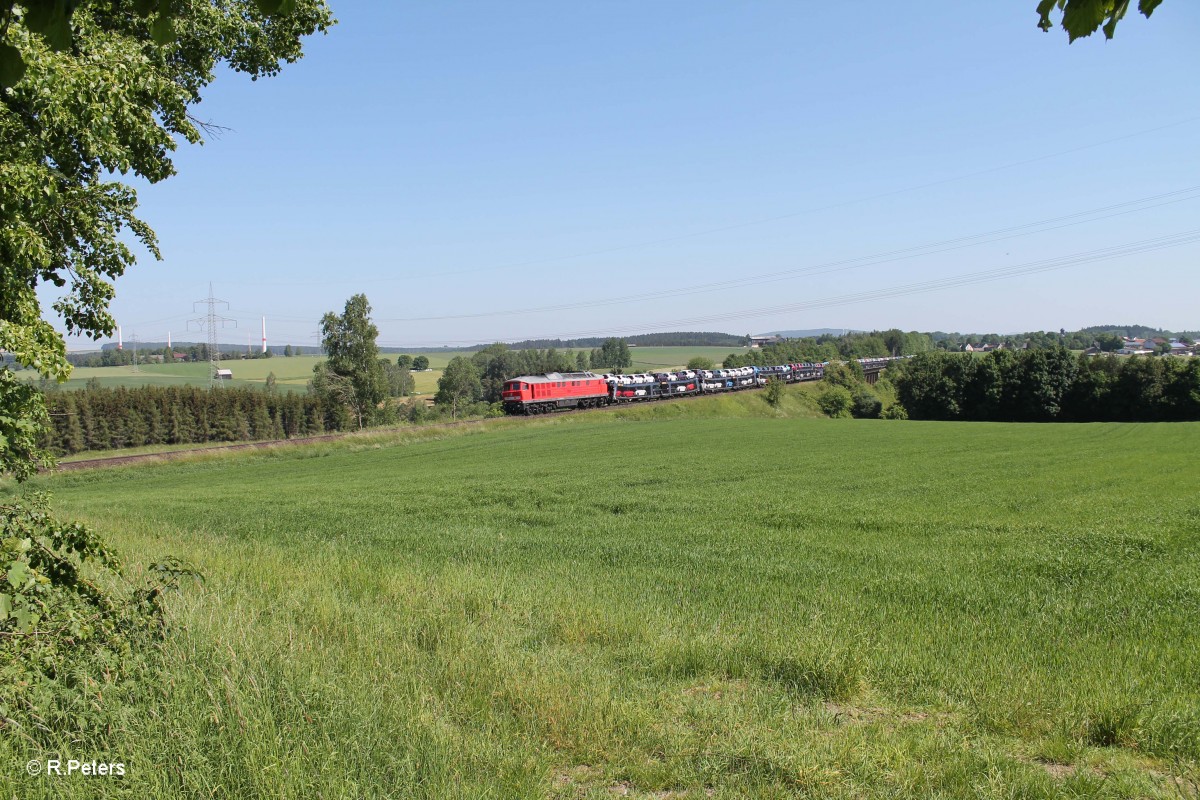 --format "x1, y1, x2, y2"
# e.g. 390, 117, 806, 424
51, 1, 1200, 350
